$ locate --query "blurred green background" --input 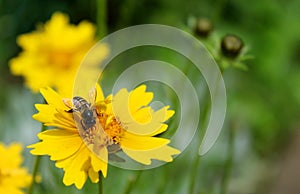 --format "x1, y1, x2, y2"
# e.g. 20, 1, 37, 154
1, 0, 300, 193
